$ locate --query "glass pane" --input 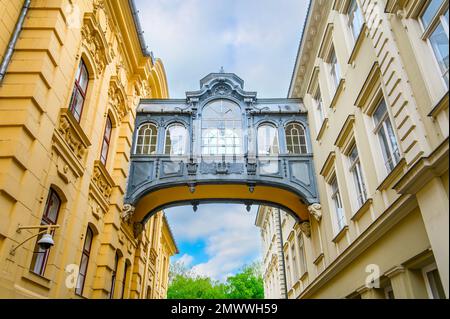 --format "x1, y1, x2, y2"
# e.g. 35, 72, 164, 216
421, 0, 445, 29
373, 100, 387, 125
429, 22, 449, 82
79, 63, 89, 93
45, 191, 61, 223
84, 228, 93, 252
80, 254, 89, 275
427, 269, 446, 299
